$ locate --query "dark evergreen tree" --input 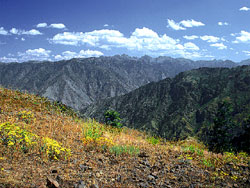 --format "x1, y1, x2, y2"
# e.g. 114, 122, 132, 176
104, 110, 122, 128
232, 115, 250, 153
203, 99, 236, 153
